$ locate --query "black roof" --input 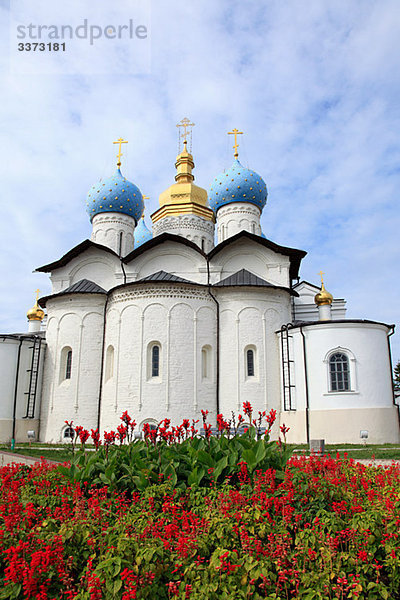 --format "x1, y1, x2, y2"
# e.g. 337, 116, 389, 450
39, 279, 106, 308
208, 231, 306, 280
213, 269, 298, 295
287, 319, 395, 331
137, 270, 196, 284
36, 240, 120, 273
293, 280, 320, 290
